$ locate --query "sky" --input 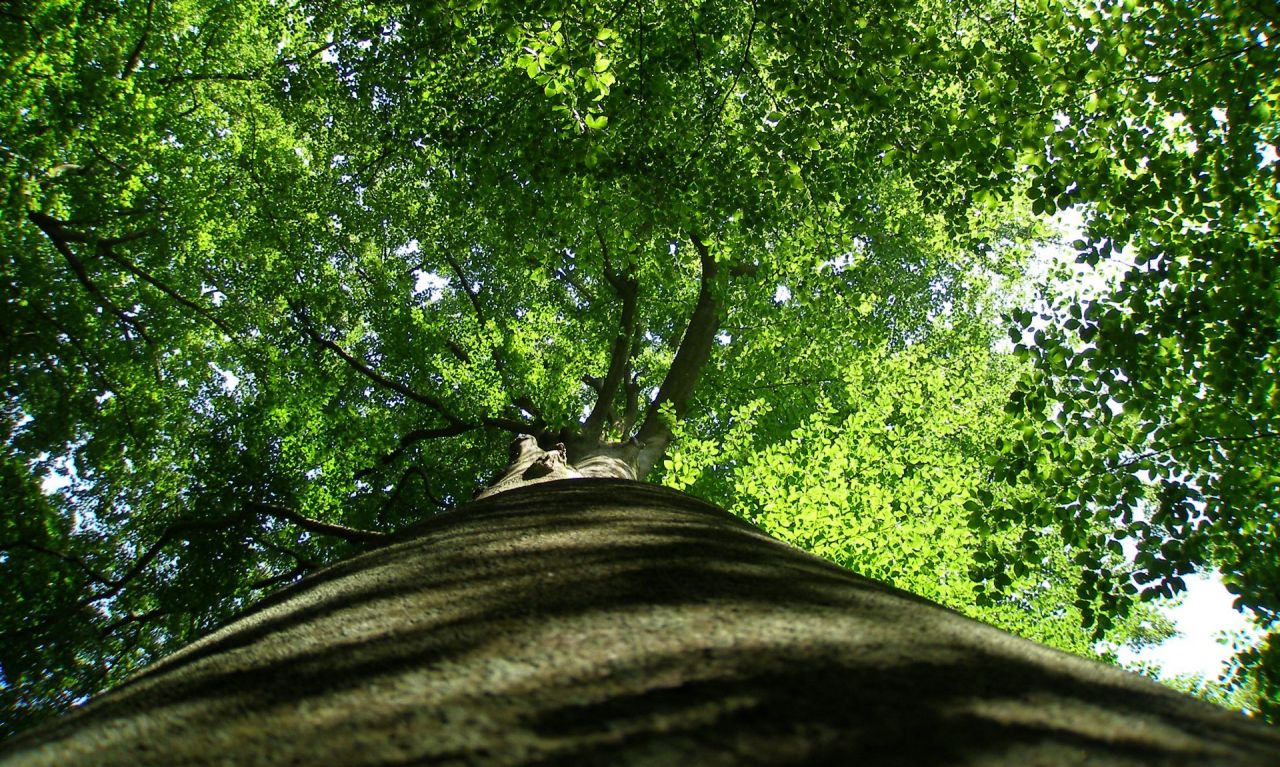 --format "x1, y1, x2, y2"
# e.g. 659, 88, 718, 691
1119, 572, 1257, 680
